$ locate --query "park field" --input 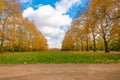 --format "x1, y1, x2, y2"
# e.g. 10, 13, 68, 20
0, 51, 120, 64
